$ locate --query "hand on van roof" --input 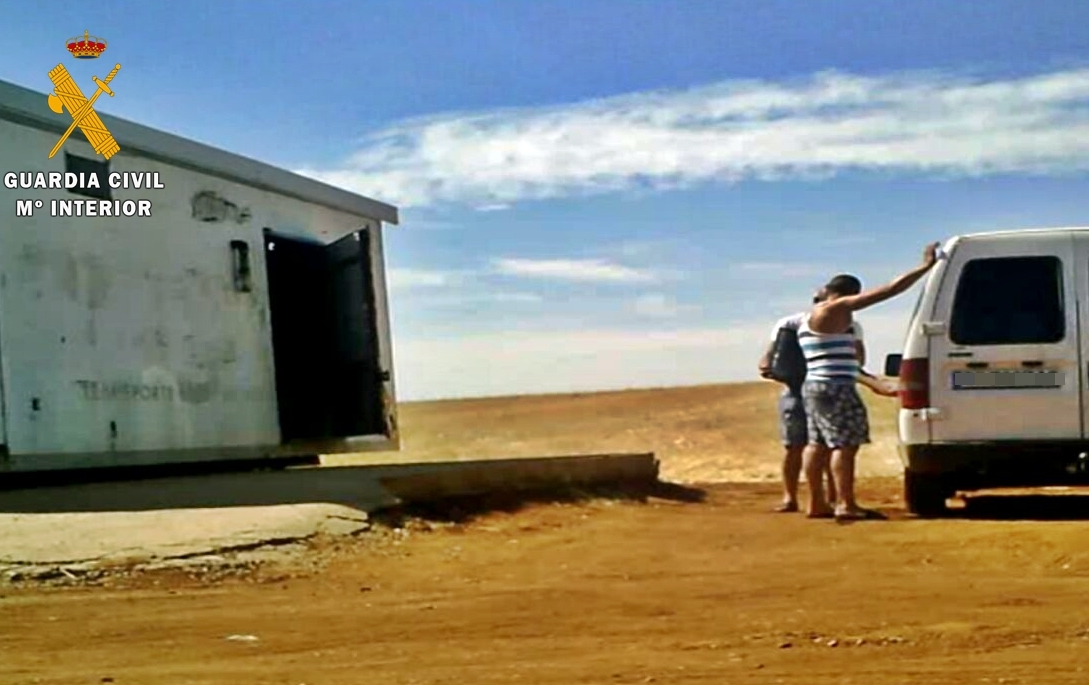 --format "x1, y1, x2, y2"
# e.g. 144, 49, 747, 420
819, 242, 941, 317
923, 242, 939, 268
